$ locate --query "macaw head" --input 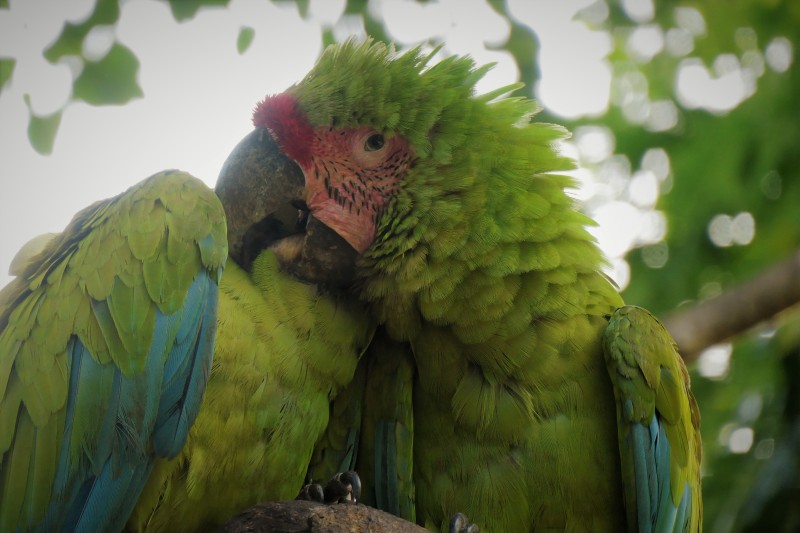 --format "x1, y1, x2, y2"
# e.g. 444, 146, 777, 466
216, 40, 488, 286
216, 39, 574, 299
215, 118, 359, 286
